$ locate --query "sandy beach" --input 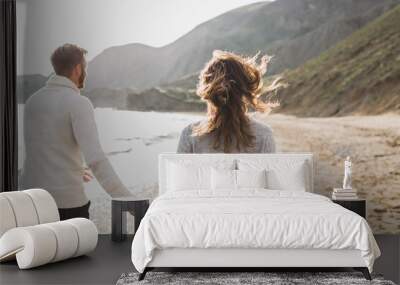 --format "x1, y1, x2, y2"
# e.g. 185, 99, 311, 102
62, 109, 400, 234
257, 113, 400, 234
